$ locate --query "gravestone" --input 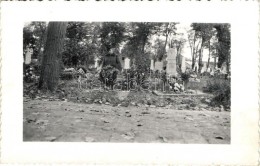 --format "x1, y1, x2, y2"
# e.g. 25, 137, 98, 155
181, 56, 186, 73
221, 62, 227, 74
166, 48, 177, 76
201, 62, 207, 73
154, 61, 163, 71
94, 58, 99, 68
124, 57, 130, 69
150, 59, 154, 71
25, 48, 33, 65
